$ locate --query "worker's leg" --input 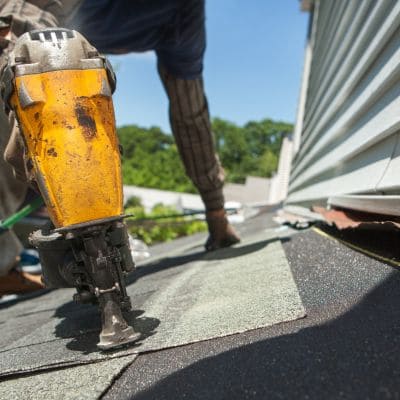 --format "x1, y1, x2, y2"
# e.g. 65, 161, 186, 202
158, 65, 240, 250
0, 105, 26, 277
0, 101, 44, 294
0, 11, 26, 276
0, 146, 42, 296
157, 65, 225, 211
